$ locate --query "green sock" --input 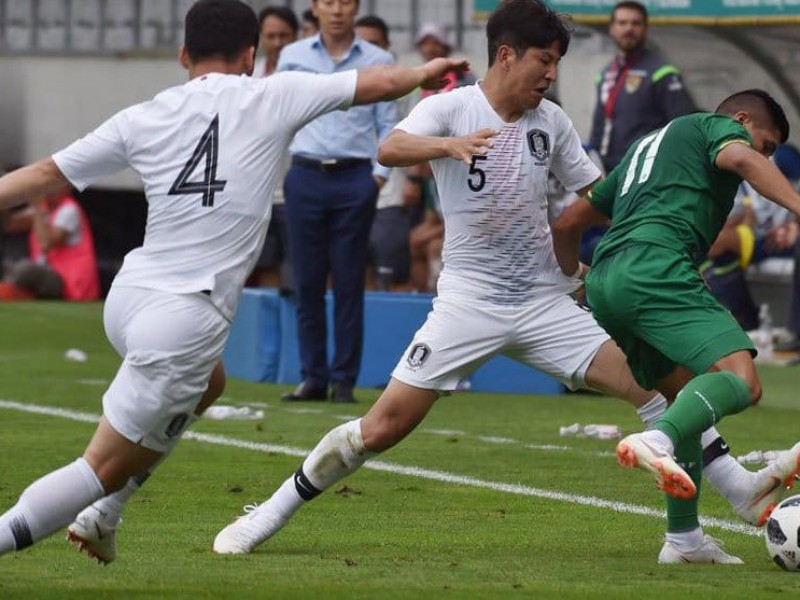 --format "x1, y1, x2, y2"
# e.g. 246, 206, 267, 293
666, 434, 702, 532
655, 371, 752, 445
